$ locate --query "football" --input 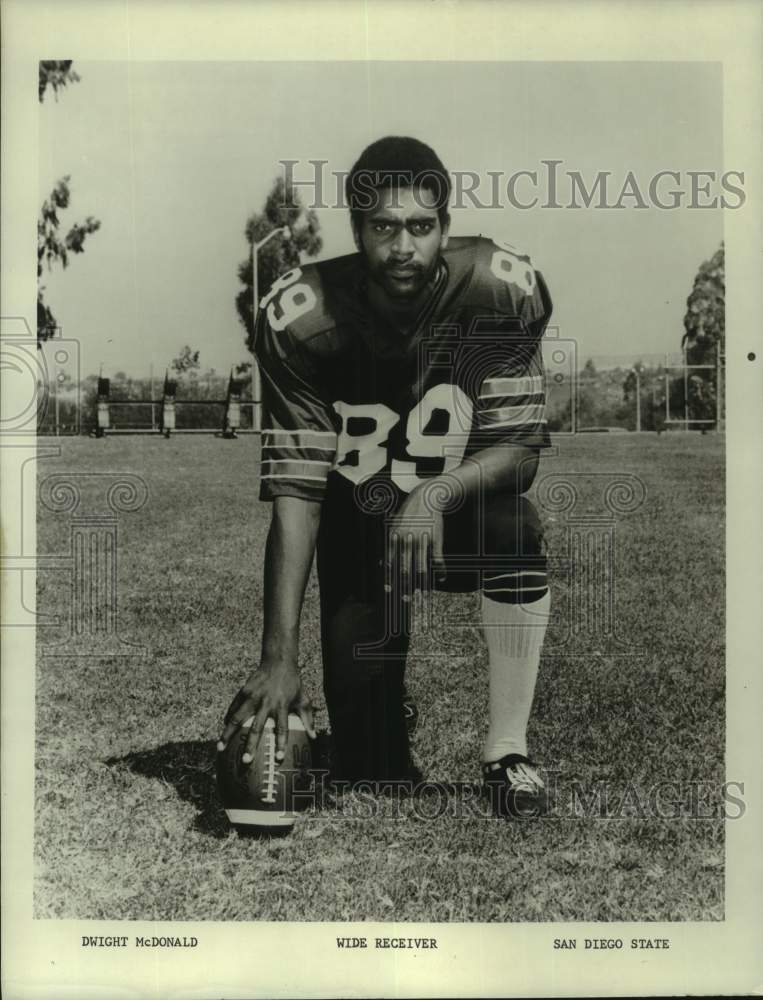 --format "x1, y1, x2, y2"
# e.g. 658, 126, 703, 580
216, 714, 313, 833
